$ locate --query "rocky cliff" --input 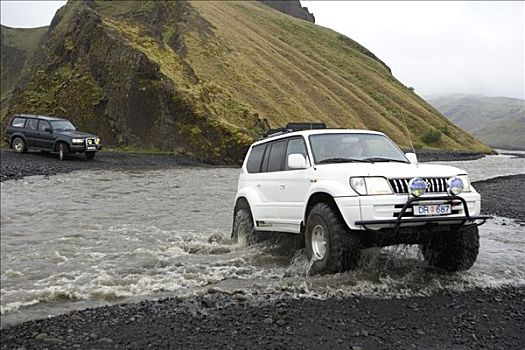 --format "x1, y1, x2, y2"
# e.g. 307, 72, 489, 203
258, 1, 315, 23
2, 1, 490, 163
0, 25, 47, 114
